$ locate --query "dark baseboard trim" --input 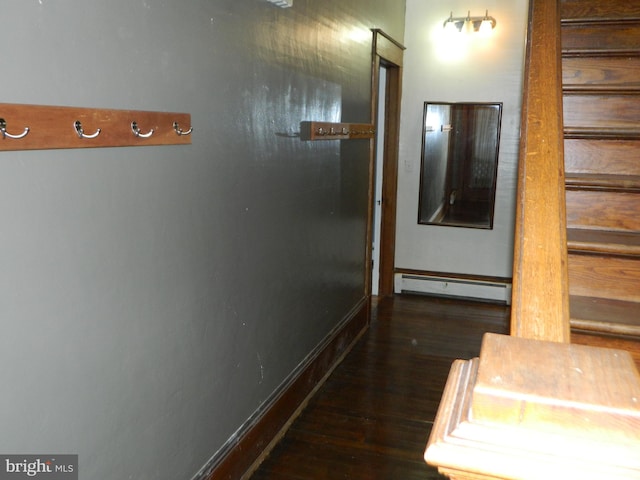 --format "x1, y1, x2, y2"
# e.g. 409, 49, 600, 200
197, 296, 370, 480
